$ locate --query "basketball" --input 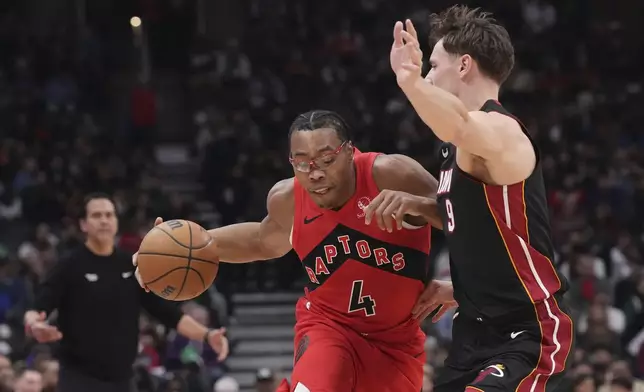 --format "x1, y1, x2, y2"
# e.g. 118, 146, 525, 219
137, 219, 219, 301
